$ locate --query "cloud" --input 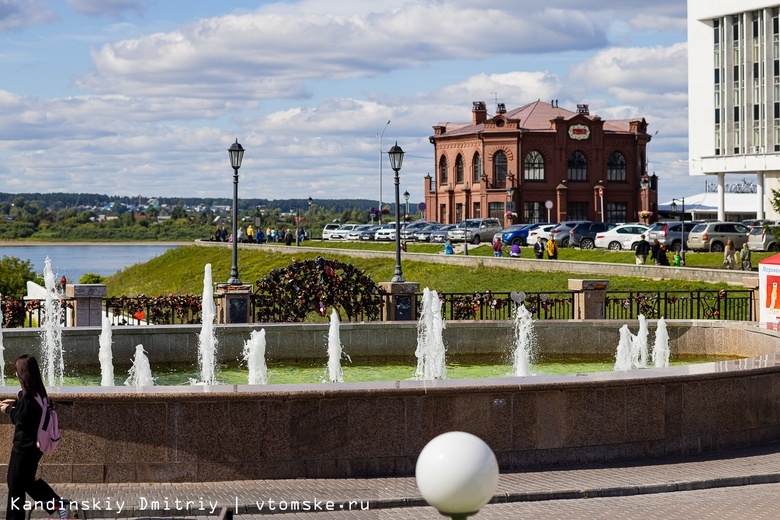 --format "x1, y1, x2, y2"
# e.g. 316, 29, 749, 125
67, 0, 148, 19
0, 0, 56, 31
